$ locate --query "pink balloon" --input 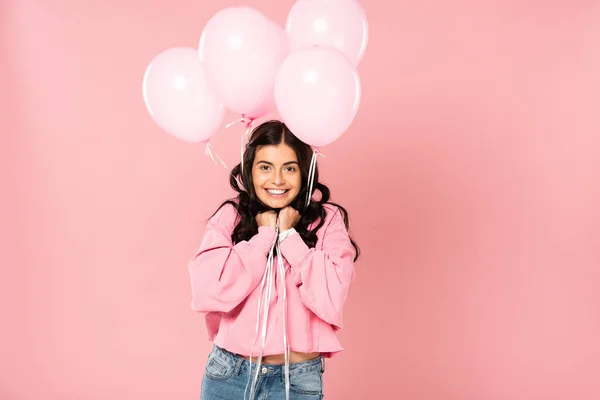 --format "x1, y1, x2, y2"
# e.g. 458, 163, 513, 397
275, 46, 361, 147
142, 47, 225, 143
286, 0, 368, 66
199, 6, 289, 118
